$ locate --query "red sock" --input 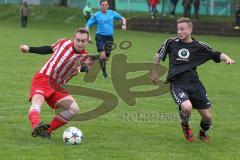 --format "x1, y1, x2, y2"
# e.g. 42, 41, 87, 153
48, 115, 67, 133
28, 110, 40, 129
